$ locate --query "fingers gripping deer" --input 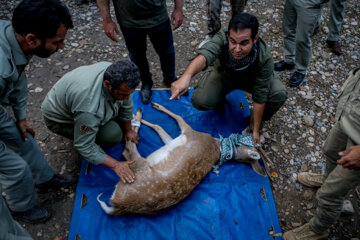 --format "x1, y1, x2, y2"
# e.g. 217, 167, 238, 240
98, 102, 264, 215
